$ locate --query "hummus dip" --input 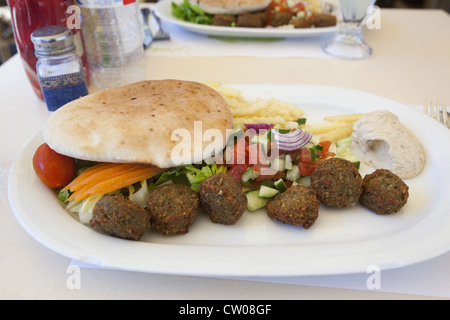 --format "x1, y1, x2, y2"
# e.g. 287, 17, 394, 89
351, 110, 425, 179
